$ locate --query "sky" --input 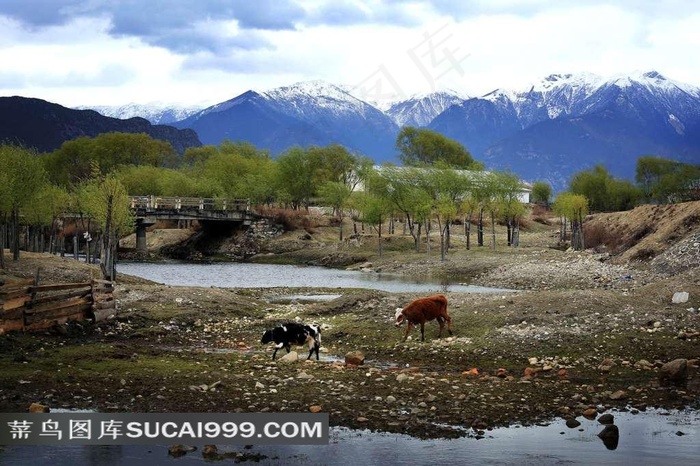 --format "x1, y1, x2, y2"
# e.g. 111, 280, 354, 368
1, 0, 699, 108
